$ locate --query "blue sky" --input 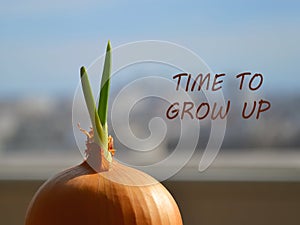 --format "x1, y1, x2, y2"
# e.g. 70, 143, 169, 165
1, 0, 300, 97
